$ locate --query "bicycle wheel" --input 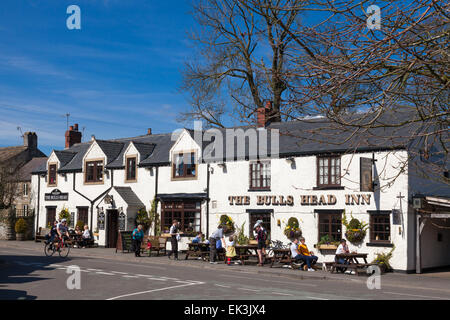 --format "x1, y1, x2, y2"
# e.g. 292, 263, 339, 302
59, 242, 71, 258
44, 242, 55, 257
